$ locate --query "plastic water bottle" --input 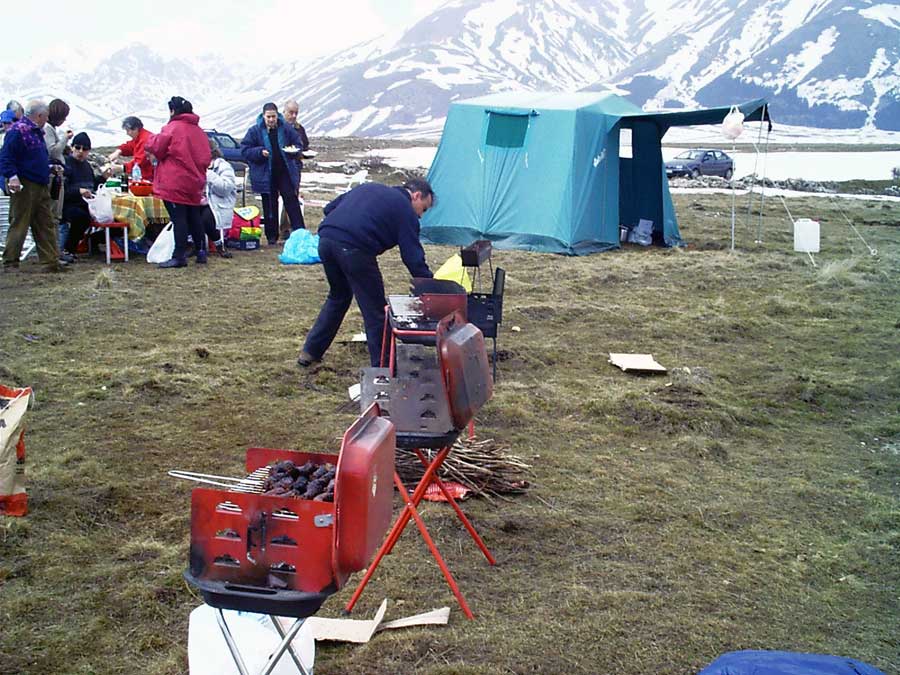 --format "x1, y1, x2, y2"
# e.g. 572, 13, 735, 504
131, 164, 142, 183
